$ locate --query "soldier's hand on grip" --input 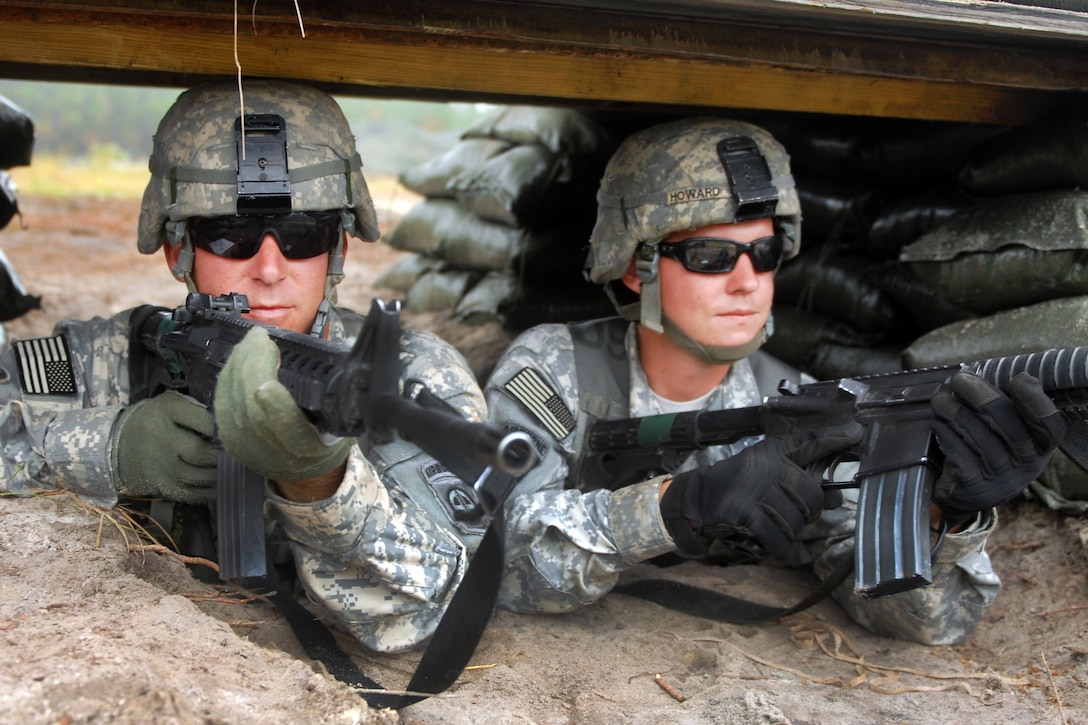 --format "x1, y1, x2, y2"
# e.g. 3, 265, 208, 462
659, 423, 862, 561
932, 371, 1064, 525
214, 326, 353, 483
